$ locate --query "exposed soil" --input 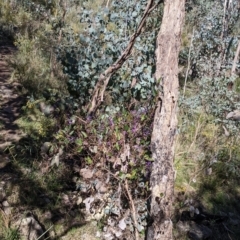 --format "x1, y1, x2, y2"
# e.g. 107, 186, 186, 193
0, 33, 25, 156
